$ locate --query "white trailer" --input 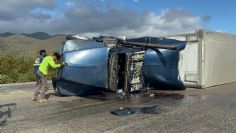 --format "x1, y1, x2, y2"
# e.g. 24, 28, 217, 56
165, 30, 236, 88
